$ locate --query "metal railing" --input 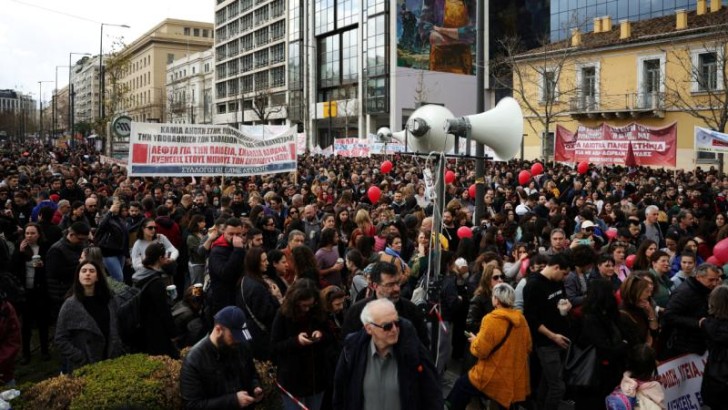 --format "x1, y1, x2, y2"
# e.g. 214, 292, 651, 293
568, 91, 665, 113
